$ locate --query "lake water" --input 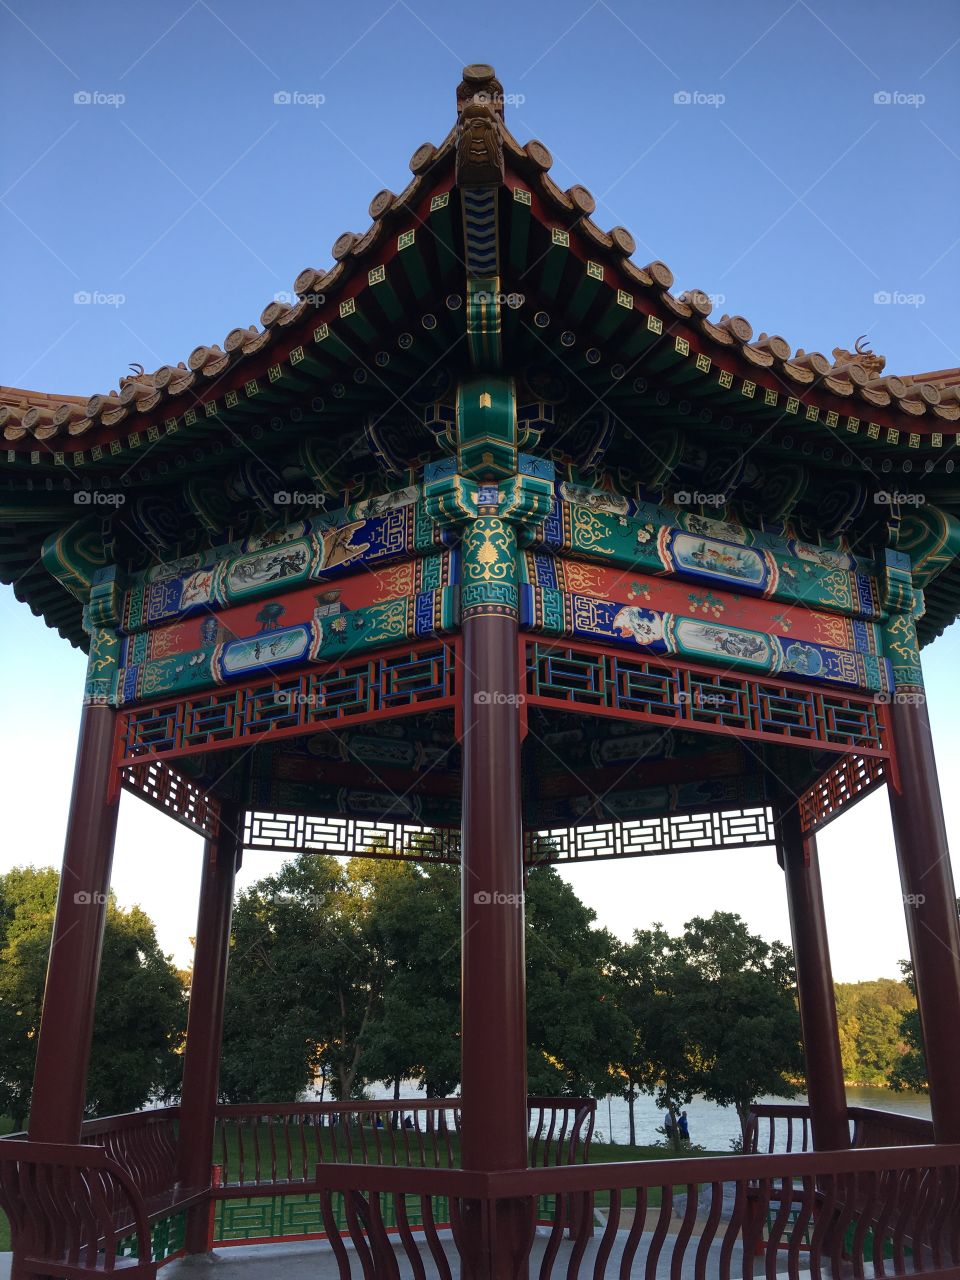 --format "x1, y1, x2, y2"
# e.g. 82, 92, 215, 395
359, 1082, 930, 1152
